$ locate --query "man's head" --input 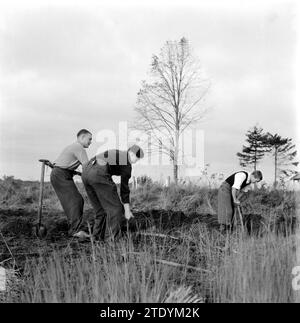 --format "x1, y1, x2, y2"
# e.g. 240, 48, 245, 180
128, 145, 144, 164
77, 129, 92, 148
250, 170, 263, 184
